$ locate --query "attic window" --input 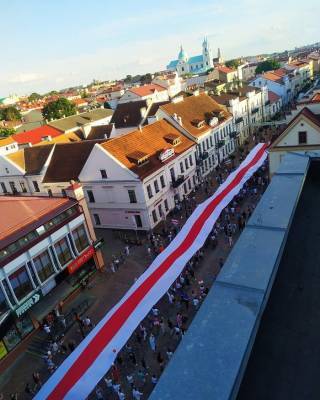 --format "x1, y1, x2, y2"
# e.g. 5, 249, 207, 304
164, 133, 181, 146
127, 150, 149, 166
192, 119, 206, 128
